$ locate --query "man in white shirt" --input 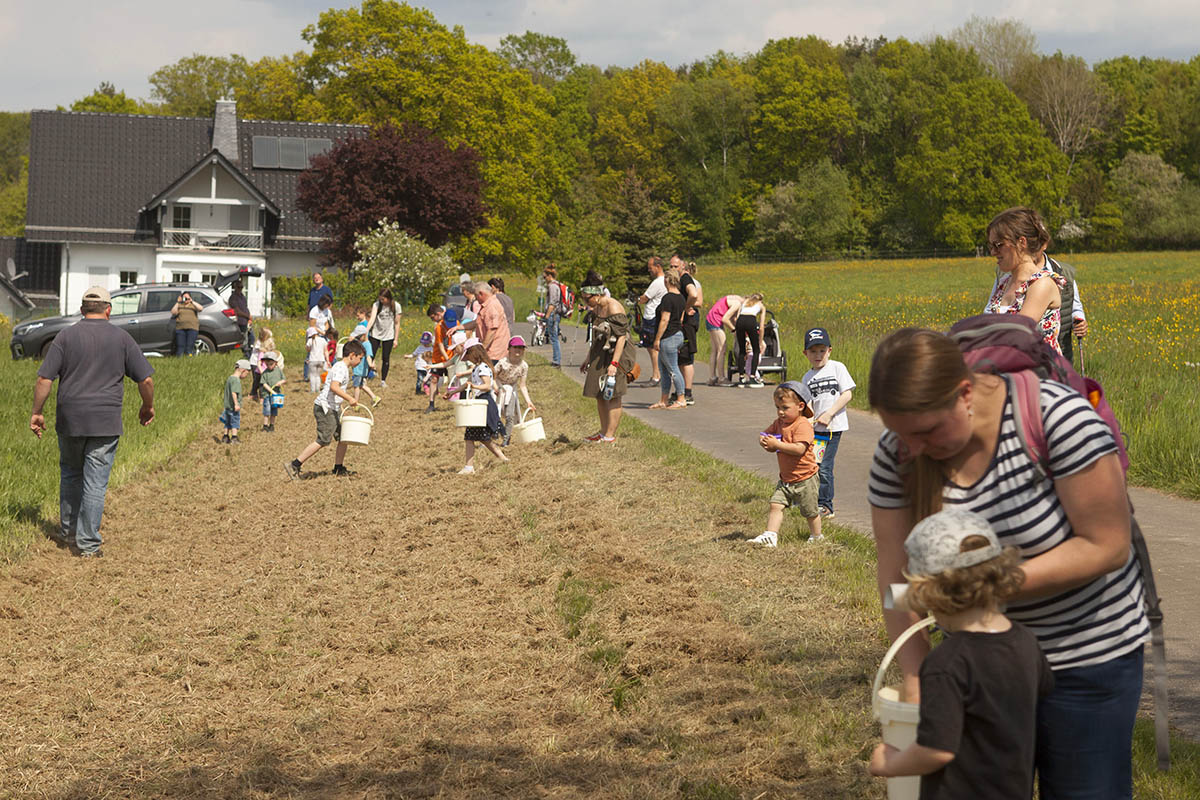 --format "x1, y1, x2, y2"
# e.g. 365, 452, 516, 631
637, 256, 667, 383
